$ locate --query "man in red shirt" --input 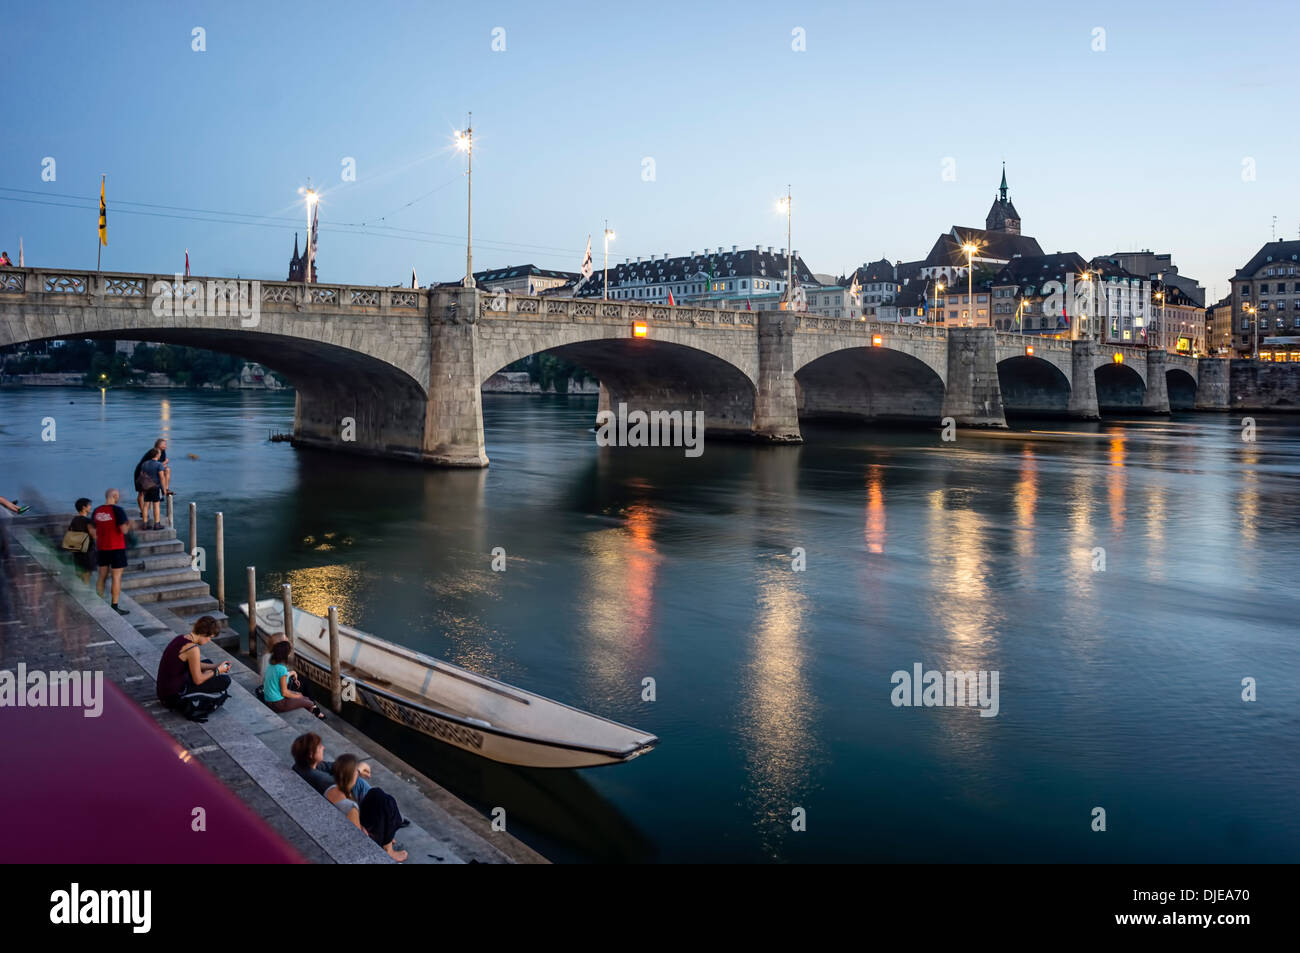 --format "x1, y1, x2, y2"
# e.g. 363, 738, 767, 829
92, 488, 132, 615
